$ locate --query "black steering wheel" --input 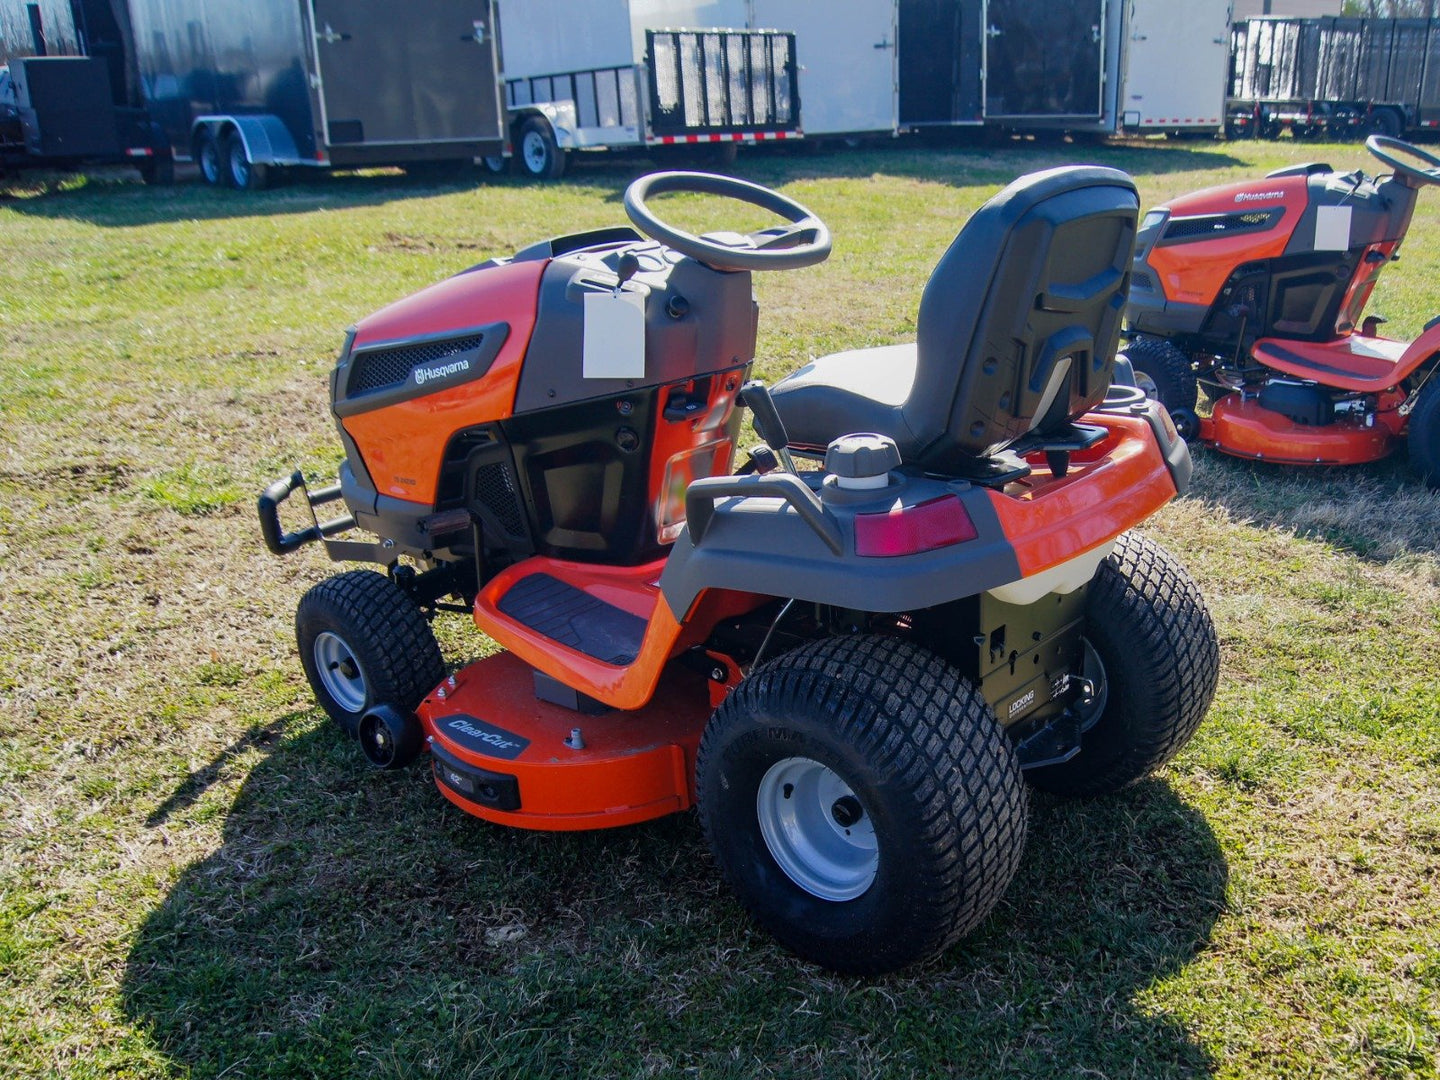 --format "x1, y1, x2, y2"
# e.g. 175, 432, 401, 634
1366, 134, 1440, 188
623, 171, 832, 272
